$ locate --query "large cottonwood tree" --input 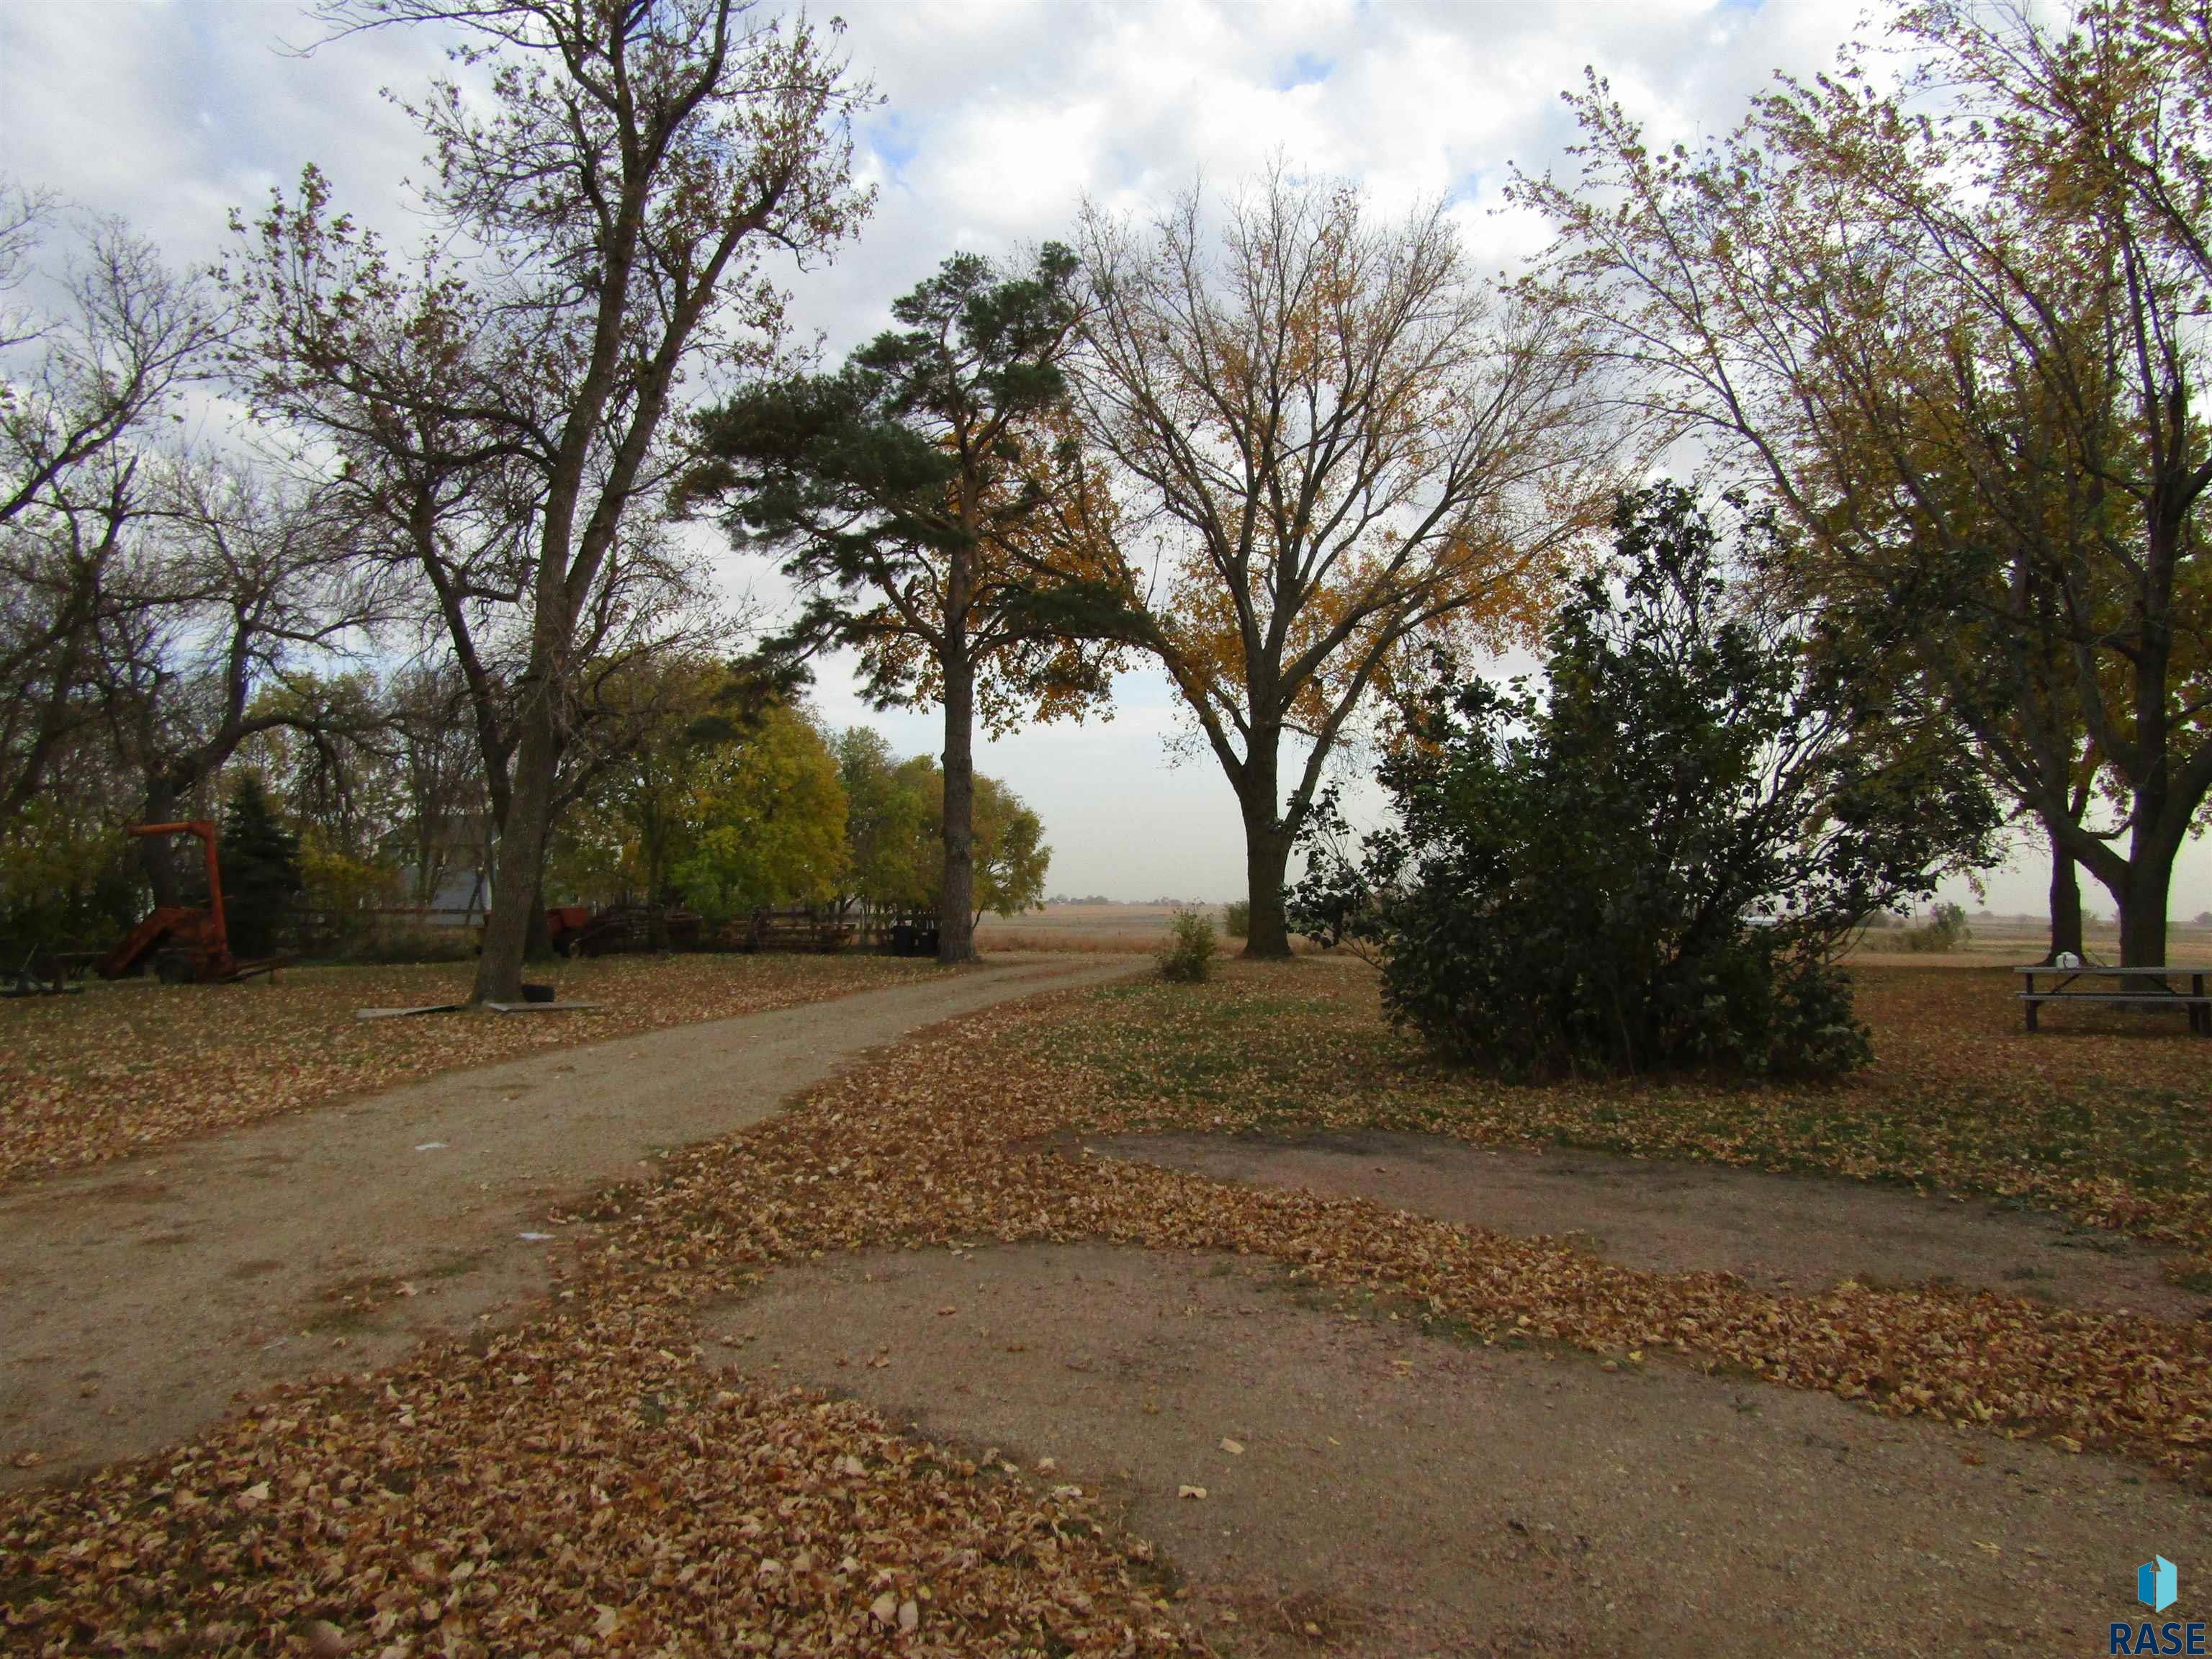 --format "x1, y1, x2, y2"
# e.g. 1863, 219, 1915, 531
1073, 171, 1619, 957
